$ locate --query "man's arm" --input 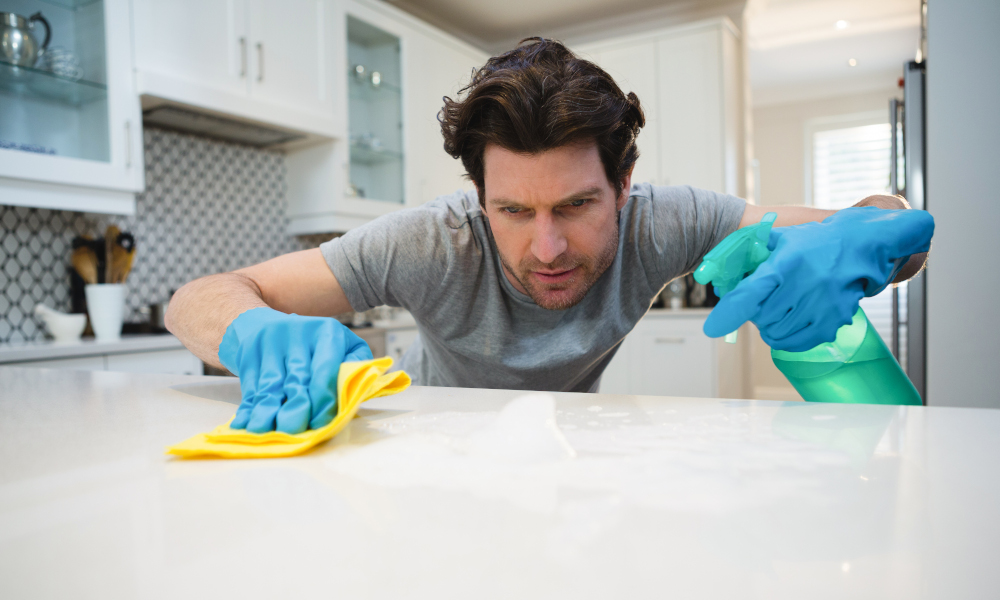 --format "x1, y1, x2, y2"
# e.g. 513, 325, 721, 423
165, 248, 352, 369
739, 194, 928, 284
